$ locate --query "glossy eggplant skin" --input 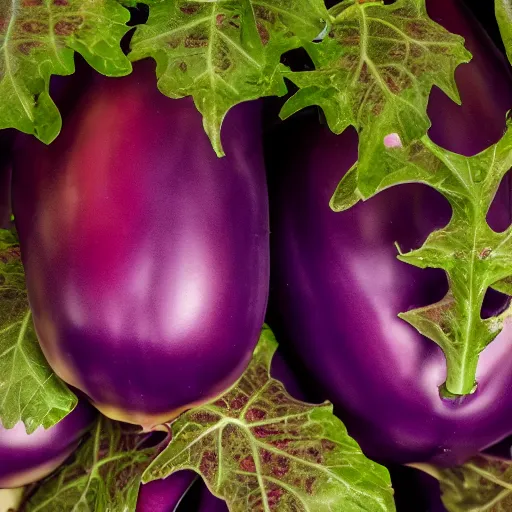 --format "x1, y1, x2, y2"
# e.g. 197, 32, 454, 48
136, 471, 196, 512
197, 485, 228, 512
12, 60, 269, 429
268, 0, 512, 466
0, 402, 94, 488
